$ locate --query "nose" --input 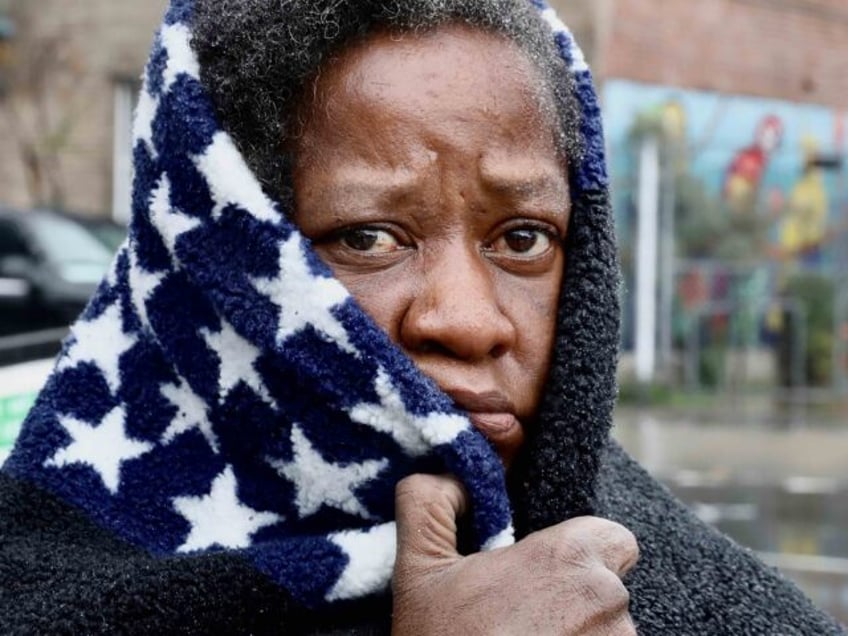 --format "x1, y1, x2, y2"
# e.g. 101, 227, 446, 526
399, 243, 517, 361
